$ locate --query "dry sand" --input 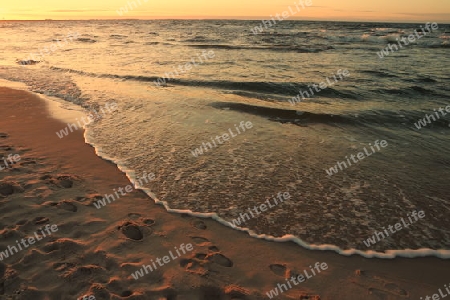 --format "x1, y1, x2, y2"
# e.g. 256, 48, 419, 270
0, 86, 449, 300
